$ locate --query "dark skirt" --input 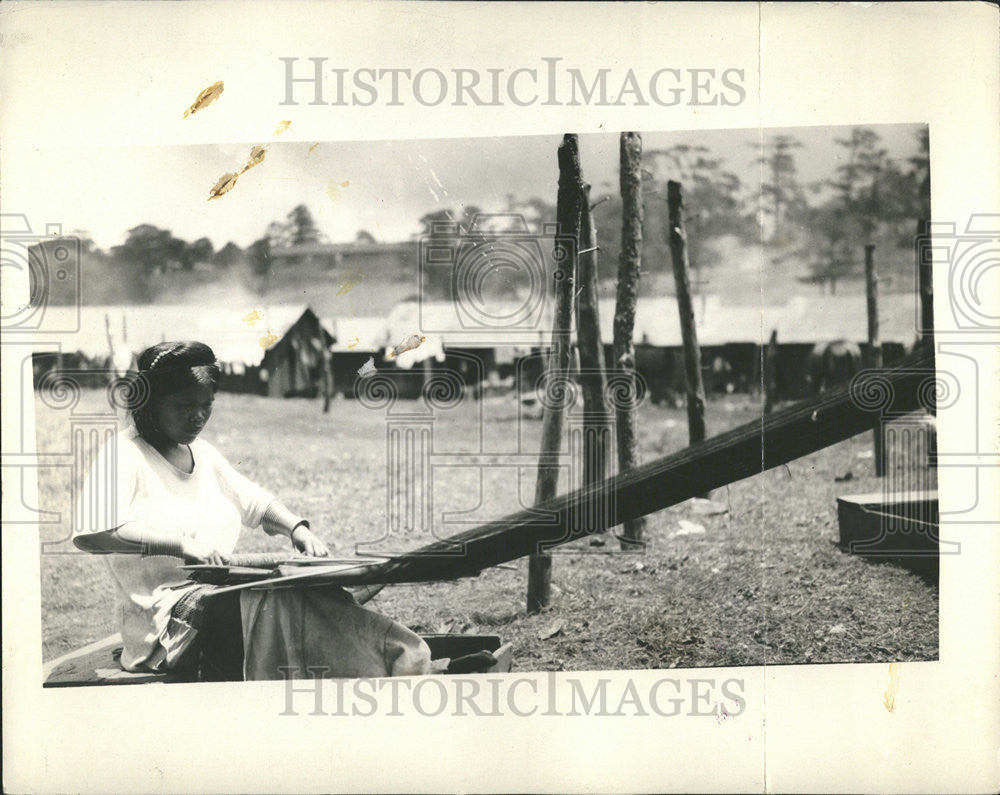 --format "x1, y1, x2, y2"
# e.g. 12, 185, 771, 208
168, 585, 245, 682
